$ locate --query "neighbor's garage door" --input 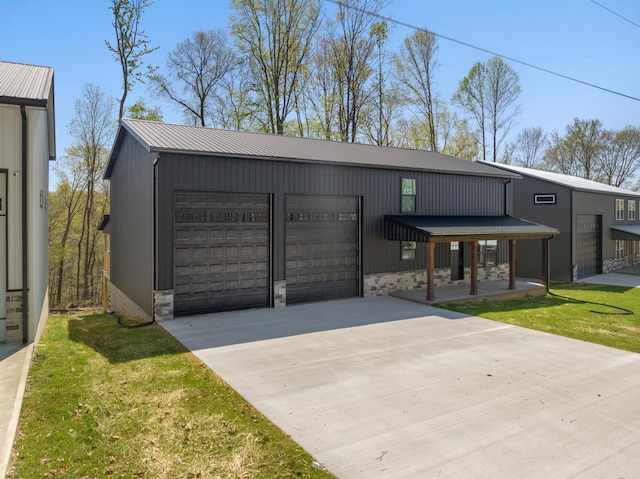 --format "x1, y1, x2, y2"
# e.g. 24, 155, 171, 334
286, 195, 359, 304
173, 192, 270, 315
576, 214, 601, 279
